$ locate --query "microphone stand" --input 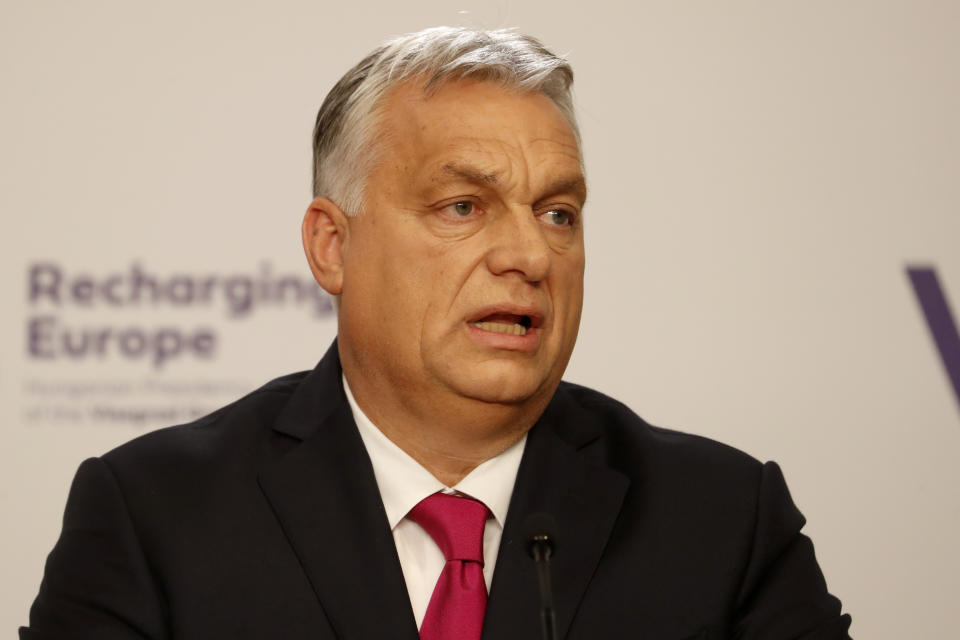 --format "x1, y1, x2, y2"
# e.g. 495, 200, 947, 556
523, 513, 558, 640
